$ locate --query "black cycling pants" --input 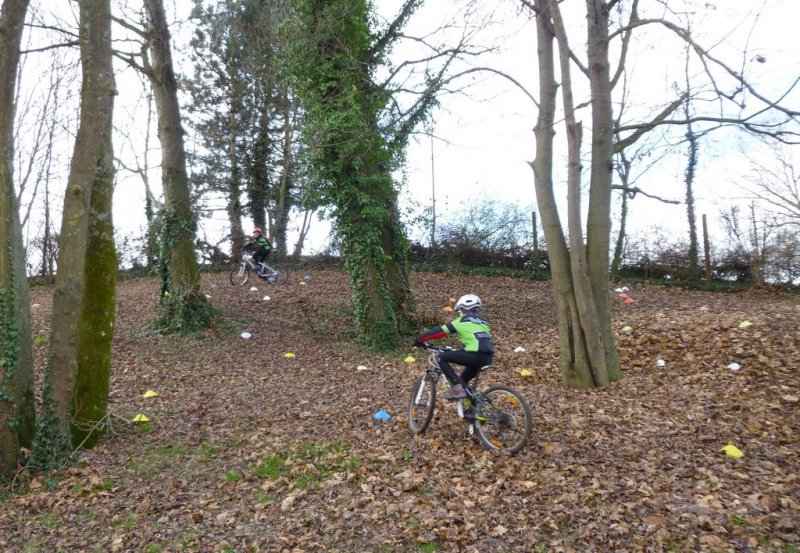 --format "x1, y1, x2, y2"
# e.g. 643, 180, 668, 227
437, 349, 493, 387
253, 247, 270, 265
